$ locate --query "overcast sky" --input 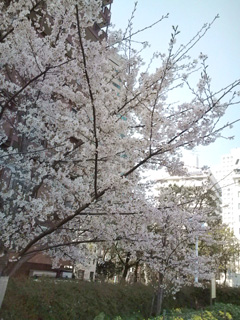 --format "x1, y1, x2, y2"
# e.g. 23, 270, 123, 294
110, 0, 240, 168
